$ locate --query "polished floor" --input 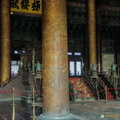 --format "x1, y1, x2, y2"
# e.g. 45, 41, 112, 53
70, 100, 120, 120
0, 100, 42, 120
0, 100, 120, 120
